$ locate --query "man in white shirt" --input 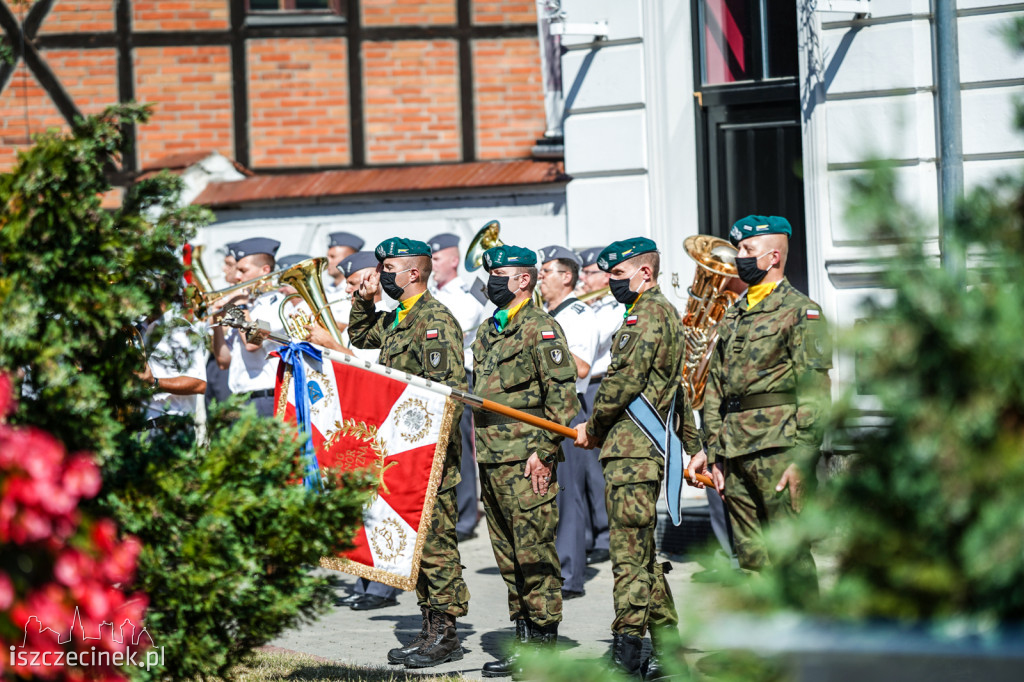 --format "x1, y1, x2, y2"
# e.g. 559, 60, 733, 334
428, 233, 487, 542
140, 304, 207, 428
537, 245, 599, 599
324, 232, 365, 330
575, 246, 621, 565
205, 242, 240, 408
210, 237, 284, 418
